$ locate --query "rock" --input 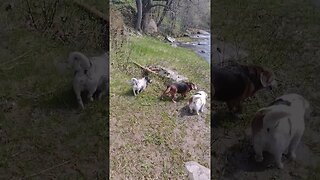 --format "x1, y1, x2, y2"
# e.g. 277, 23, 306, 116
166, 36, 176, 43
183, 33, 190, 37
185, 161, 210, 180
147, 65, 188, 82
145, 19, 158, 34
171, 43, 177, 48
197, 30, 210, 35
